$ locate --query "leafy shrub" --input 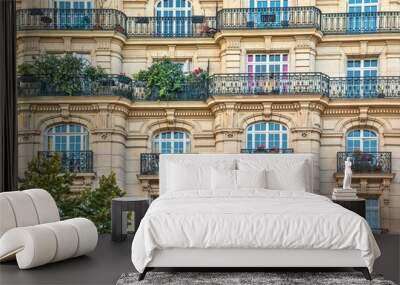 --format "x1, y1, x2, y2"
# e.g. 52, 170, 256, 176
17, 54, 105, 95
20, 155, 125, 233
134, 59, 209, 100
